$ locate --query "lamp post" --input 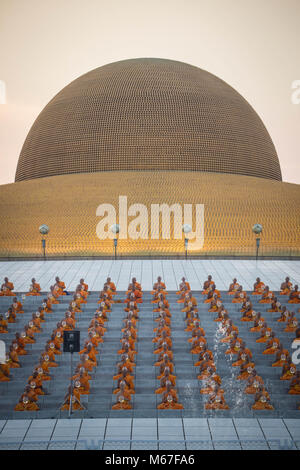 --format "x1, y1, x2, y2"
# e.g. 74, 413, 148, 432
252, 223, 263, 263
39, 224, 49, 259
110, 224, 120, 260
182, 224, 192, 260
